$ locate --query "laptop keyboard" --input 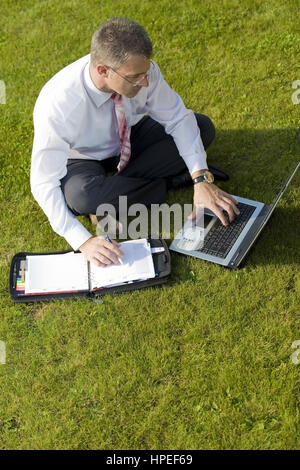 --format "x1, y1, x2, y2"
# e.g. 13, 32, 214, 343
198, 202, 256, 258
